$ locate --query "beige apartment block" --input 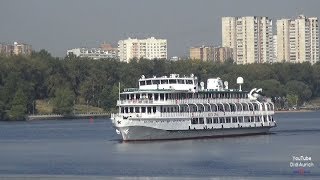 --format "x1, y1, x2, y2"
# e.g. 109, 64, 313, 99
118, 37, 167, 63
222, 16, 273, 64
277, 15, 319, 64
